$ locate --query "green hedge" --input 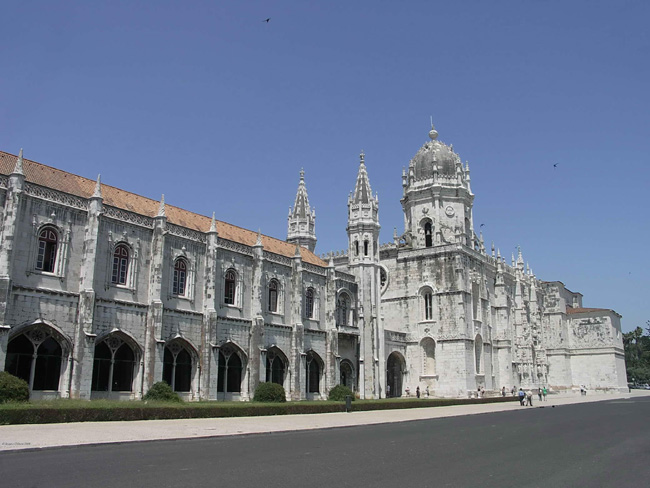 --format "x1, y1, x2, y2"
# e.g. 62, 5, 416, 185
0, 372, 30, 403
0, 395, 517, 425
328, 385, 354, 401
253, 382, 286, 402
